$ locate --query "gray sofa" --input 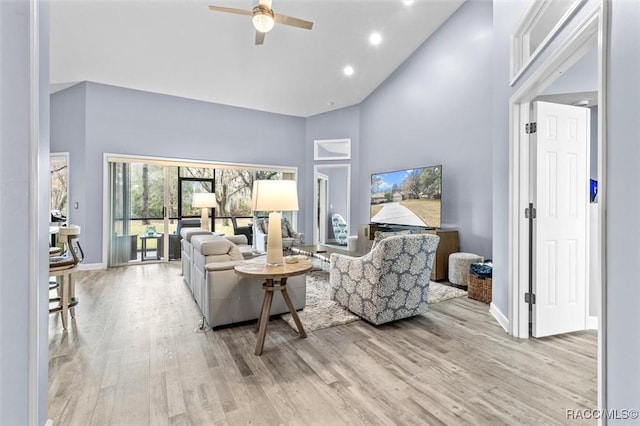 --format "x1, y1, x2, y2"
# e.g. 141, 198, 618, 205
180, 227, 213, 291
190, 235, 306, 328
